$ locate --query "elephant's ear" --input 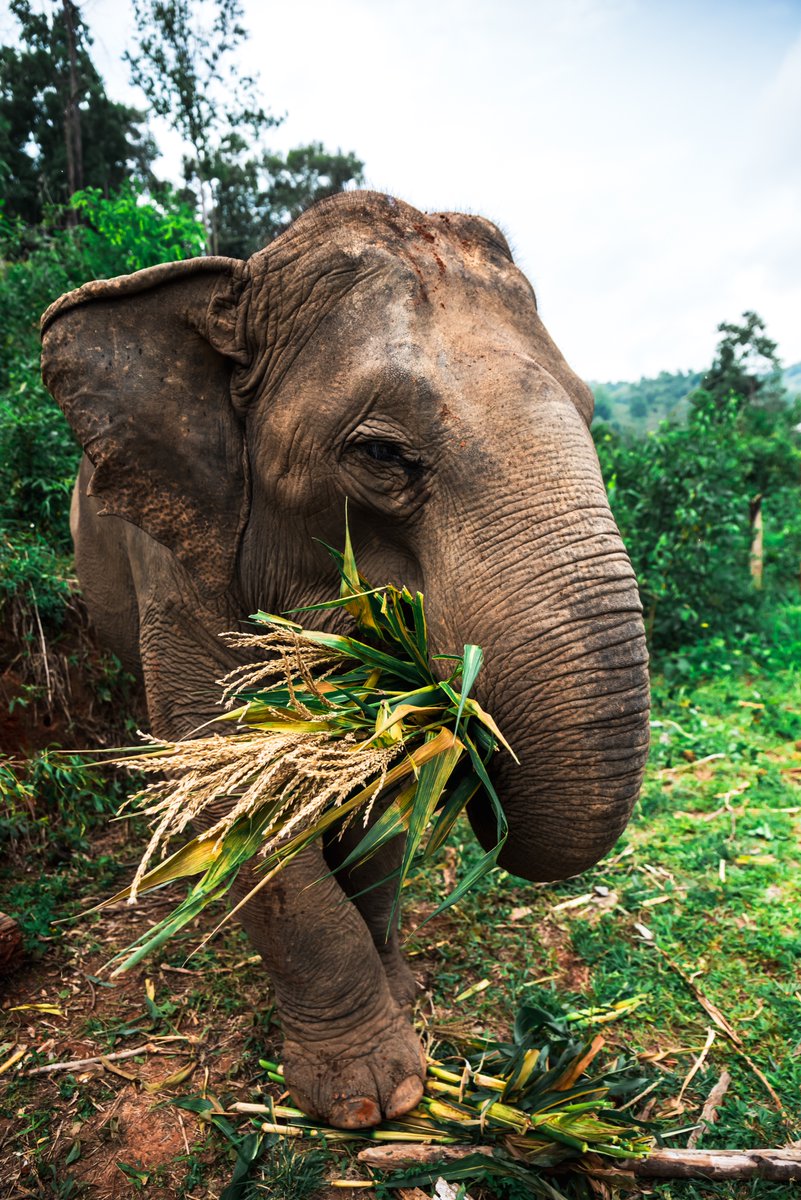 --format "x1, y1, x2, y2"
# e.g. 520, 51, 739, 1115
41, 257, 251, 597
